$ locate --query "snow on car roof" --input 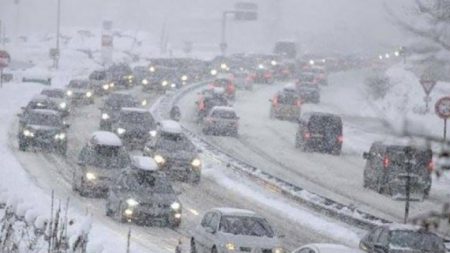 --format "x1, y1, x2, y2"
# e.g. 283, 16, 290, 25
212, 208, 257, 217
131, 156, 158, 171
159, 120, 182, 134
121, 107, 148, 113
384, 223, 423, 232
29, 109, 60, 116
211, 106, 235, 112
89, 131, 122, 147
283, 83, 296, 91
296, 244, 363, 253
